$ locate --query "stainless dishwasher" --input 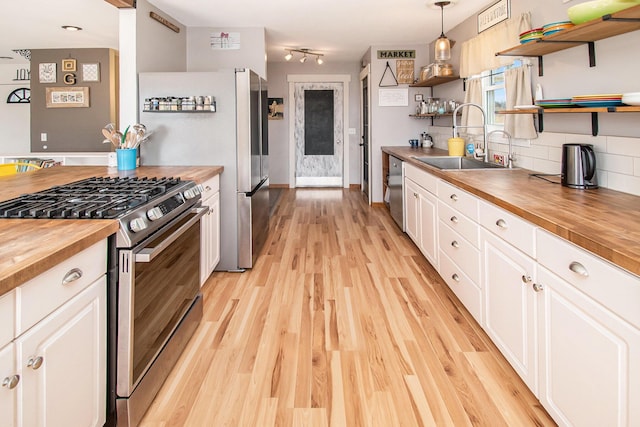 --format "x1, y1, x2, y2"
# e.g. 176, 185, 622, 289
388, 155, 403, 229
